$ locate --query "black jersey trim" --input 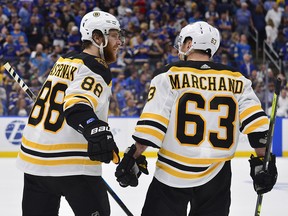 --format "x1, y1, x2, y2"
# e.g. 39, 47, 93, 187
158, 154, 209, 172
137, 120, 167, 133
153, 60, 240, 78
240, 111, 267, 132
21, 145, 88, 158
132, 136, 159, 149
